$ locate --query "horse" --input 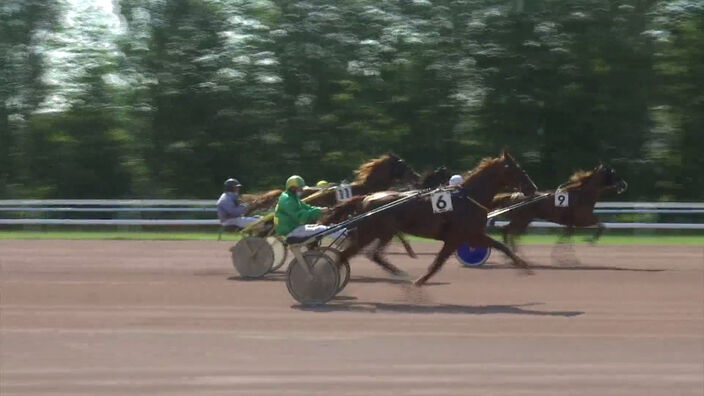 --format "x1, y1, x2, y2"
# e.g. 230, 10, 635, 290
491, 164, 627, 252
392, 165, 453, 257
319, 165, 452, 225
322, 152, 538, 286
242, 153, 421, 214
416, 166, 452, 189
